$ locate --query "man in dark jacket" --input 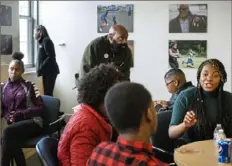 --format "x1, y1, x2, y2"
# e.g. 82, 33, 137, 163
79, 24, 133, 81
154, 68, 194, 112
169, 4, 207, 33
